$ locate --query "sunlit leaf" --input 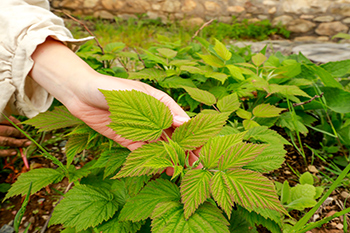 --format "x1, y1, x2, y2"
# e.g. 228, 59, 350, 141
213, 39, 232, 61
252, 104, 285, 118
182, 86, 217, 106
